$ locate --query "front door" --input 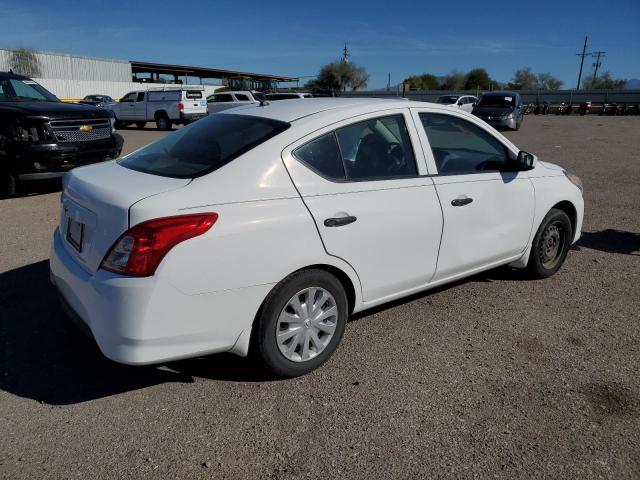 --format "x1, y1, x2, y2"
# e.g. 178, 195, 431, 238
413, 109, 535, 281
283, 111, 443, 303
